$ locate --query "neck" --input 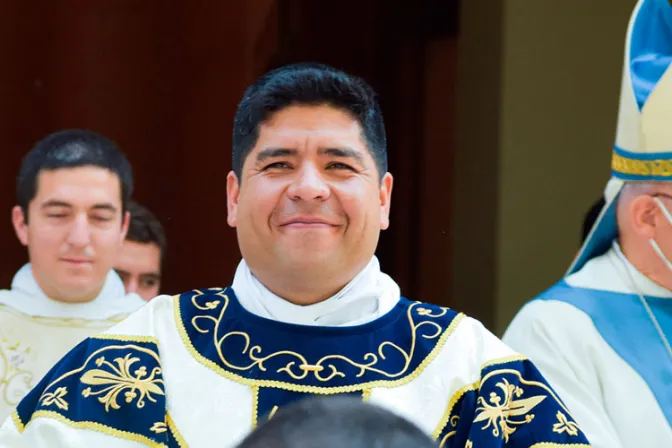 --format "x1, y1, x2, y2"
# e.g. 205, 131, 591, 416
620, 237, 672, 291
248, 262, 369, 306
32, 268, 104, 304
